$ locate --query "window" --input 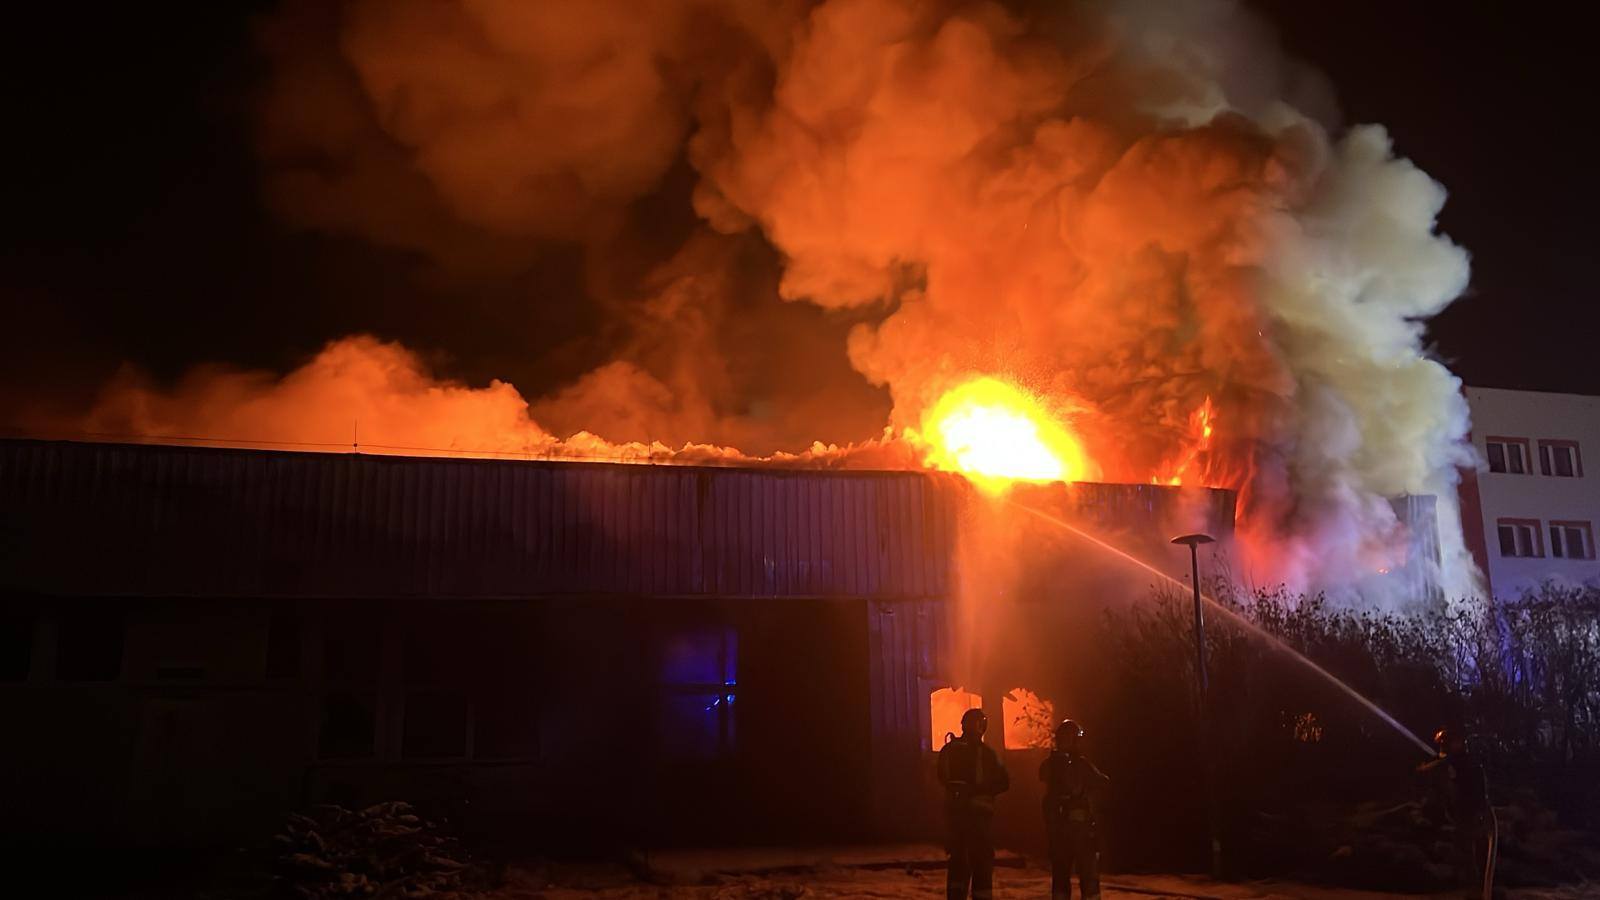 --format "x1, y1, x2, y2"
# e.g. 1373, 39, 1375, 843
399, 612, 540, 761
1538, 440, 1584, 478
322, 617, 378, 686
474, 688, 539, 760
470, 611, 540, 752
57, 609, 124, 681
266, 609, 302, 679
929, 687, 983, 750
1, 613, 33, 682
1496, 518, 1544, 558
658, 627, 737, 760
1550, 521, 1595, 561
401, 619, 468, 759
403, 691, 468, 758
318, 614, 378, 759
319, 692, 377, 759
473, 624, 539, 760
1486, 437, 1530, 474
1002, 688, 1055, 750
